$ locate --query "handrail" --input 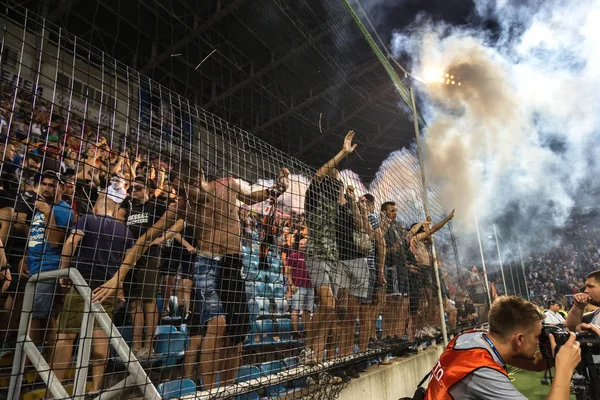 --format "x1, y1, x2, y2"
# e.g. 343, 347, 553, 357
8, 268, 161, 400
